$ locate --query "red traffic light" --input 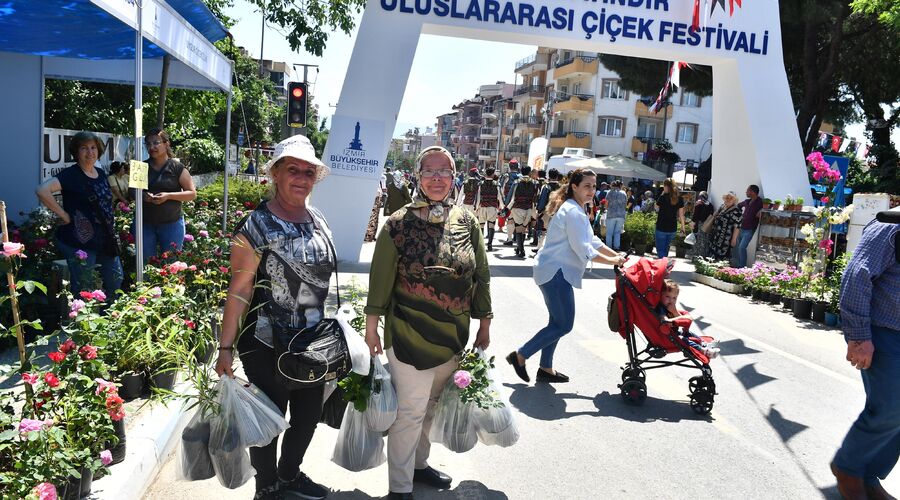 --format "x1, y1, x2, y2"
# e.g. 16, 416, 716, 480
292, 87, 304, 98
